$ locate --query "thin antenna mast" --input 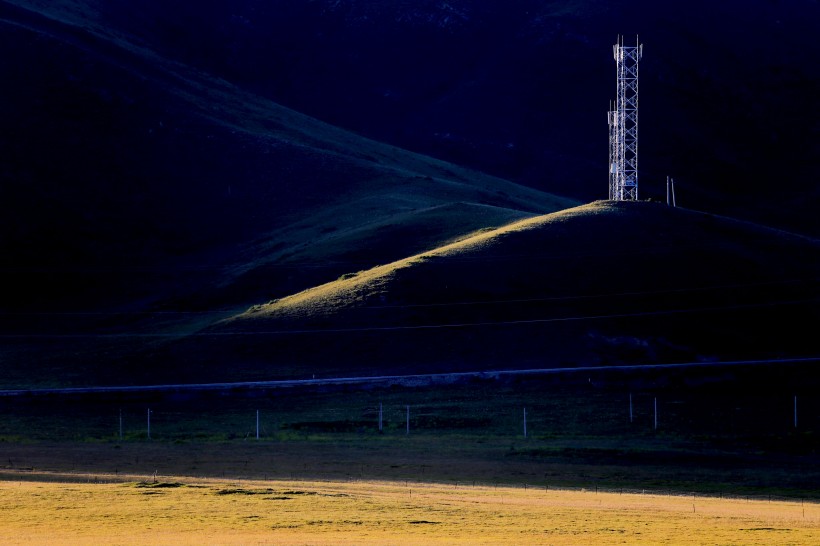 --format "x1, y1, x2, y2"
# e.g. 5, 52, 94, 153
609, 35, 642, 200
